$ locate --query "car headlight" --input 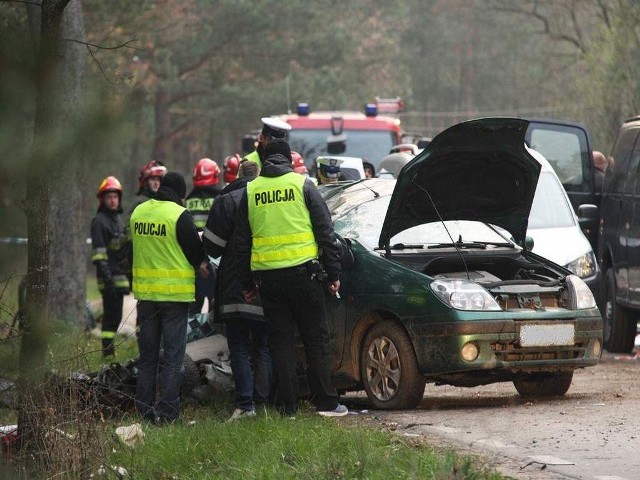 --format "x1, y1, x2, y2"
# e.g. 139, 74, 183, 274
430, 279, 501, 311
564, 274, 596, 310
565, 252, 597, 279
